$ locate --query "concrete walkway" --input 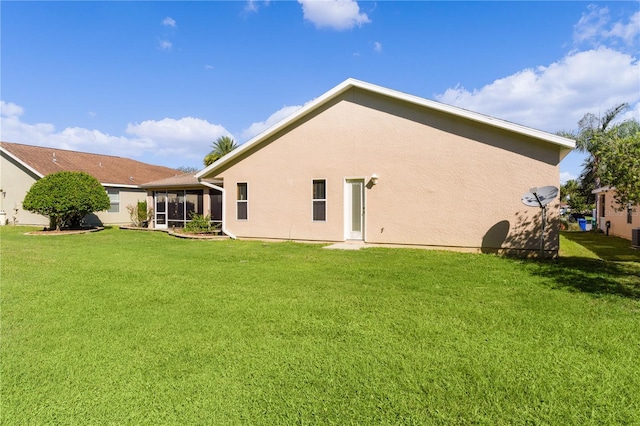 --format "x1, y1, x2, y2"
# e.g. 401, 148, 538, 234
323, 241, 369, 250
